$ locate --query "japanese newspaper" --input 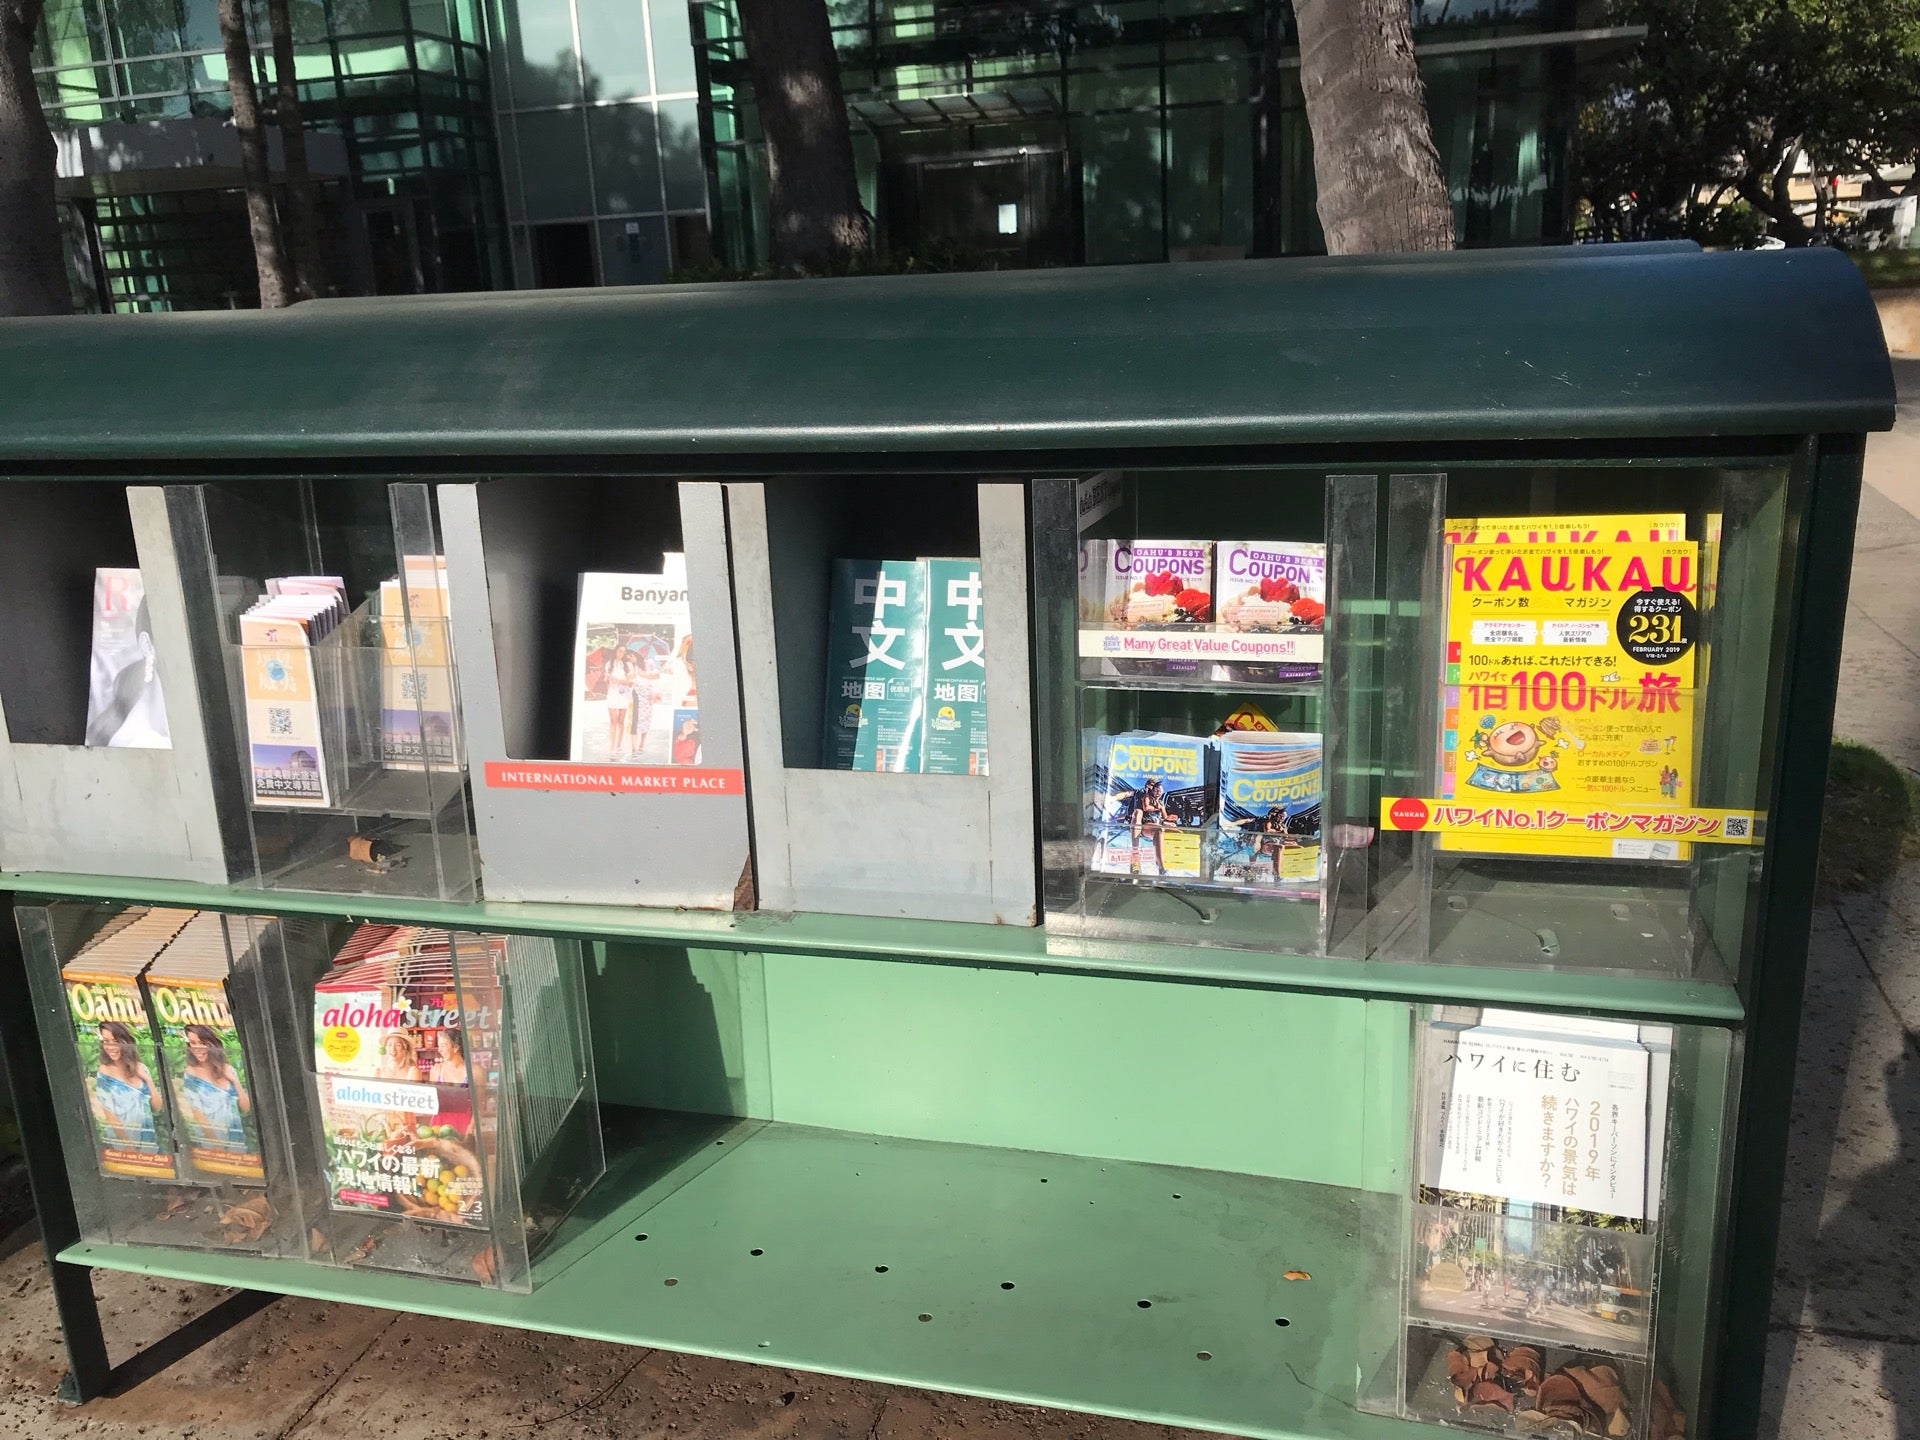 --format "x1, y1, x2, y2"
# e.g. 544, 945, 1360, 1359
1440, 531, 1701, 859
